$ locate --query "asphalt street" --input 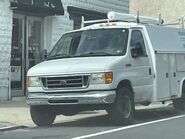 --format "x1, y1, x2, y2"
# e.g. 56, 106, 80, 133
0, 106, 185, 139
